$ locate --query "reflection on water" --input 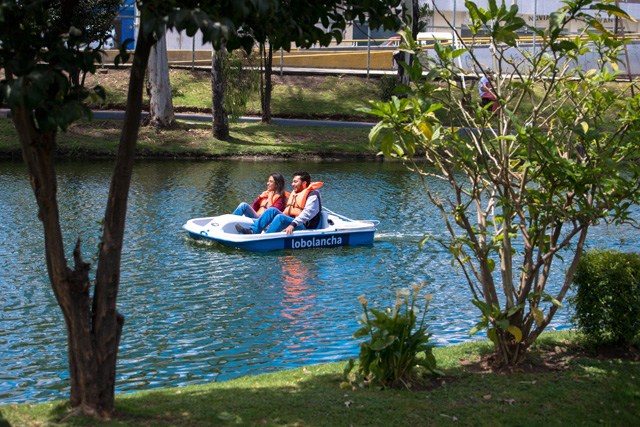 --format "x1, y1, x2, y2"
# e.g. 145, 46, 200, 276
1, 159, 639, 404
